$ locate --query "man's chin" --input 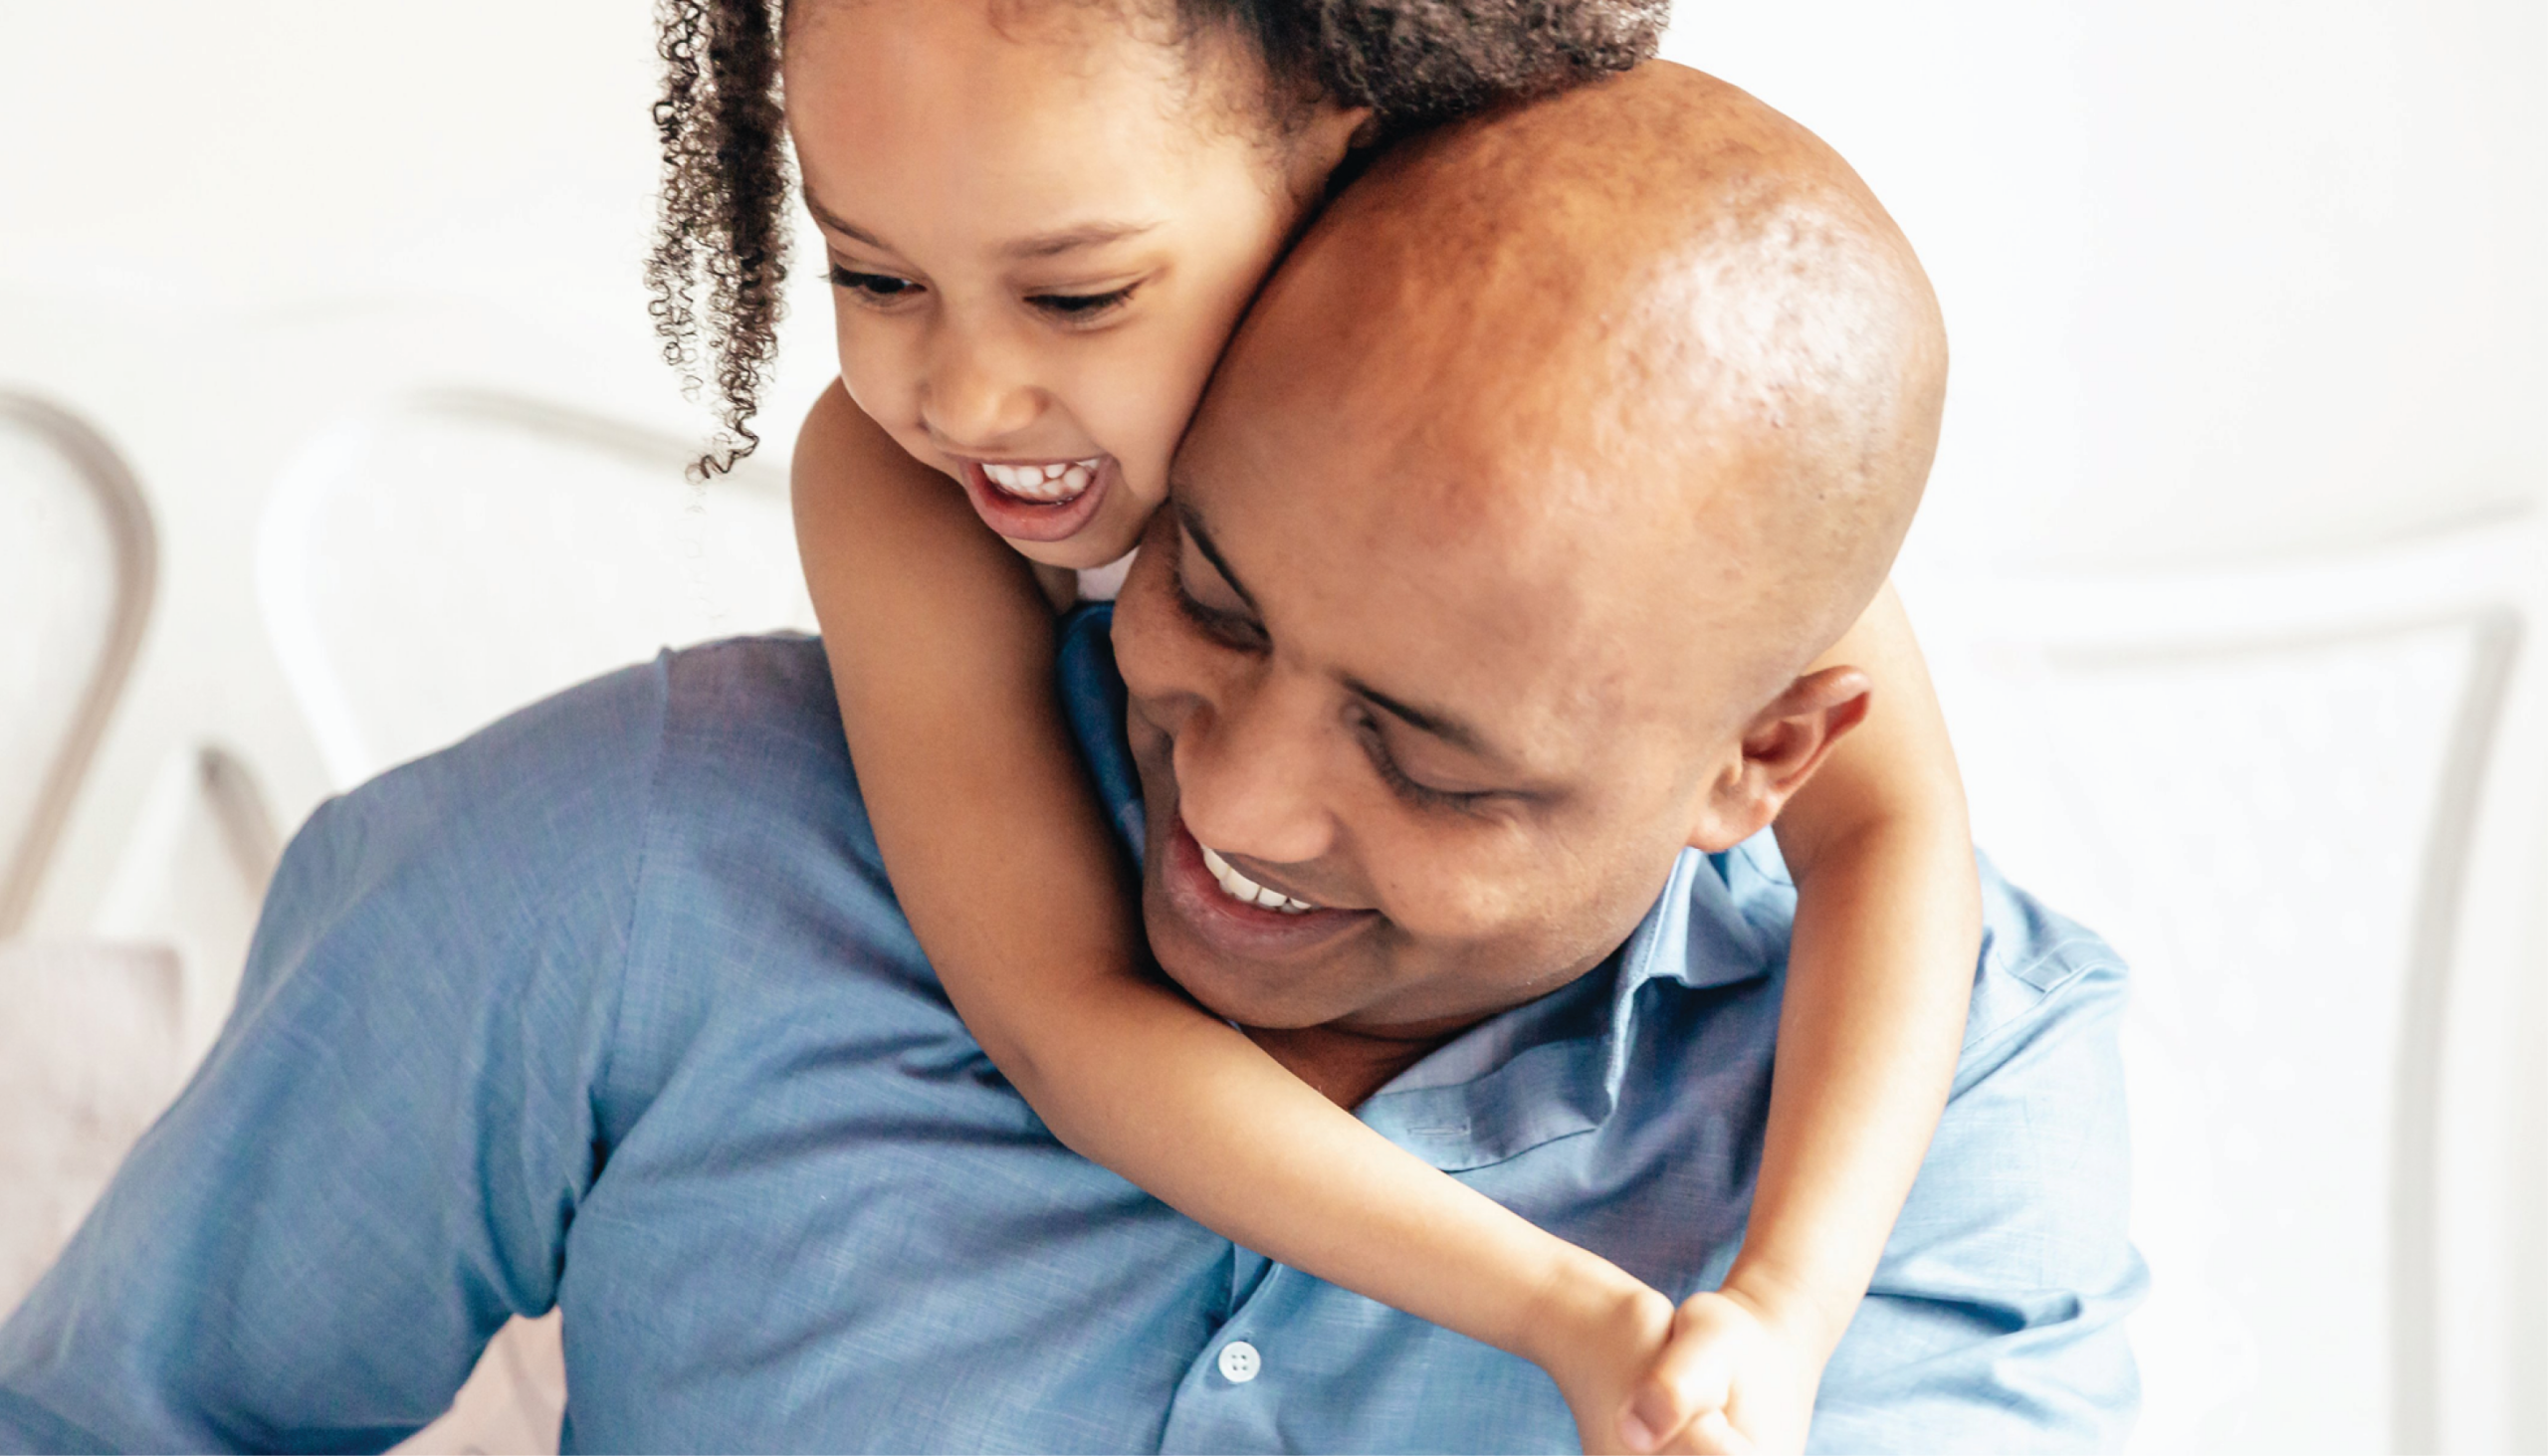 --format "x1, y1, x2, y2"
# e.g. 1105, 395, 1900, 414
1131, 827, 1372, 1029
